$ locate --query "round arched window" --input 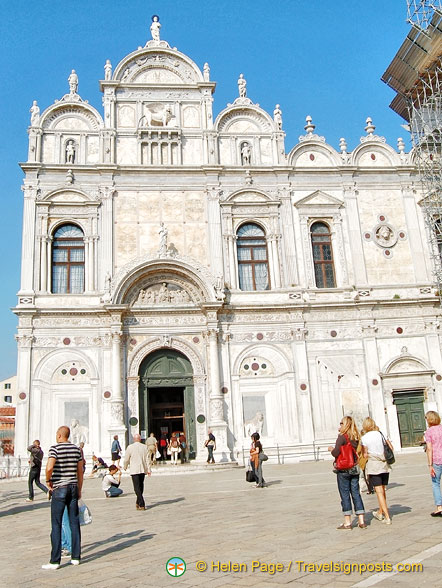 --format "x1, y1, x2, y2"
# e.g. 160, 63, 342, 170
236, 223, 270, 291
52, 224, 85, 293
